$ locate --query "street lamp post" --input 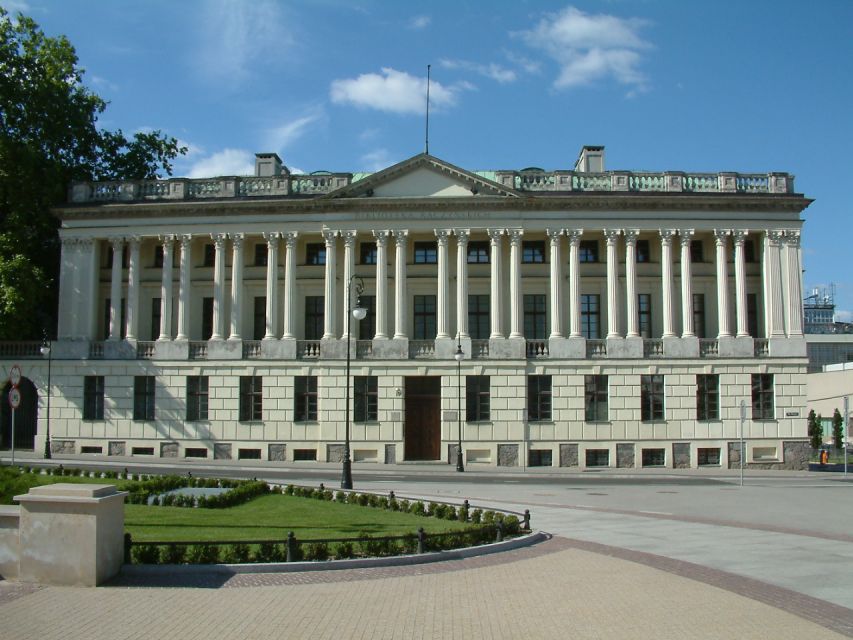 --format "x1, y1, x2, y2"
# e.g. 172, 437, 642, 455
342, 275, 366, 490
40, 339, 52, 459
455, 341, 464, 472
